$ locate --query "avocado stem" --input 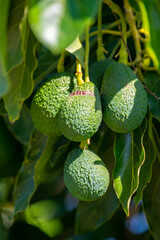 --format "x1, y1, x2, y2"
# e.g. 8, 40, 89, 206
57, 50, 65, 73
80, 139, 90, 150
97, 1, 105, 61
84, 22, 90, 82
75, 59, 84, 85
